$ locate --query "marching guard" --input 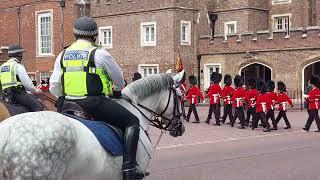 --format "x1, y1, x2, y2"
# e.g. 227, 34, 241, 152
266, 81, 278, 130
221, 75, 234, 124
275, 82, 293, 129
252, 81, 272, 132
206, 72, 222, 126
303, 75, 320, 132
186, 75, 204, 123
245, 78, 259, 126
231, 75, 246, 128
